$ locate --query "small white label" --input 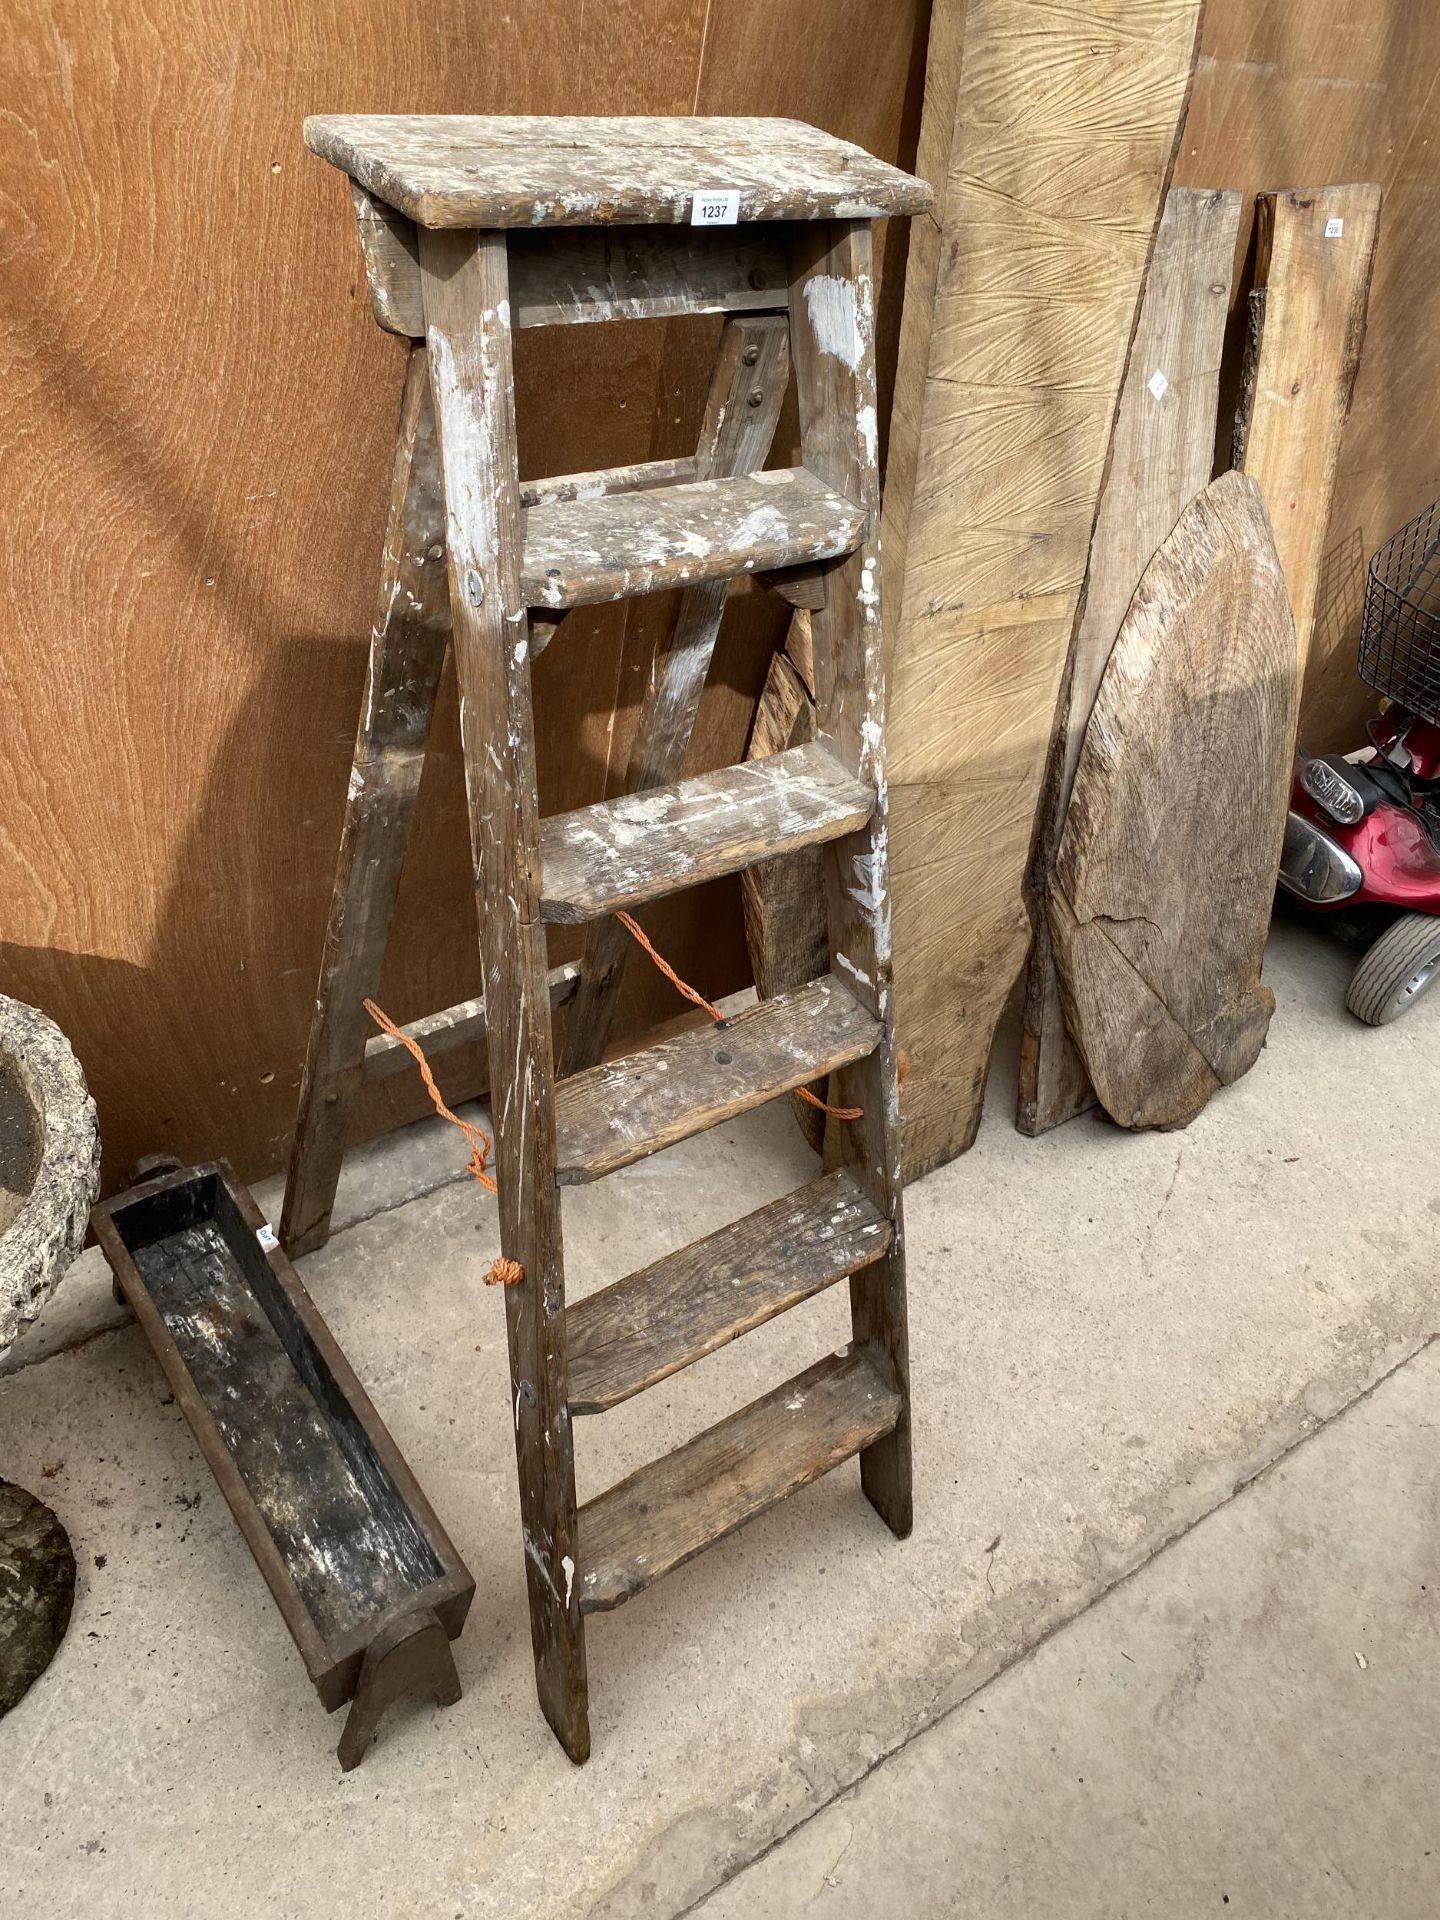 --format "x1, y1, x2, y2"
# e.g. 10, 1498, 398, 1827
1325, 216, 1344, 238
257, 1224, 279, 1252
1147, 369, 1169, 402
691, 189, 740, 227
